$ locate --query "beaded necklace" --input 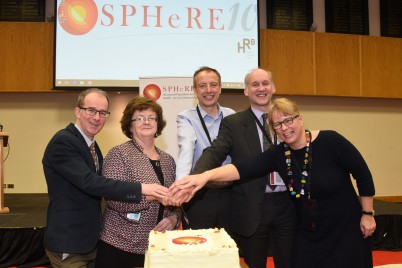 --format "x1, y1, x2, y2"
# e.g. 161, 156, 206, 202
284, 130, 312, 199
